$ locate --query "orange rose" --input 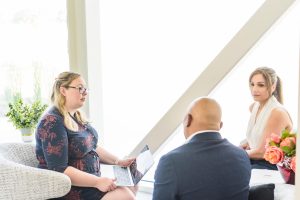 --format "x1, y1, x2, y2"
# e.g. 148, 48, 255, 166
264, 146, 284, 164
280, 137, 296, 149
290, 156, 296, 173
